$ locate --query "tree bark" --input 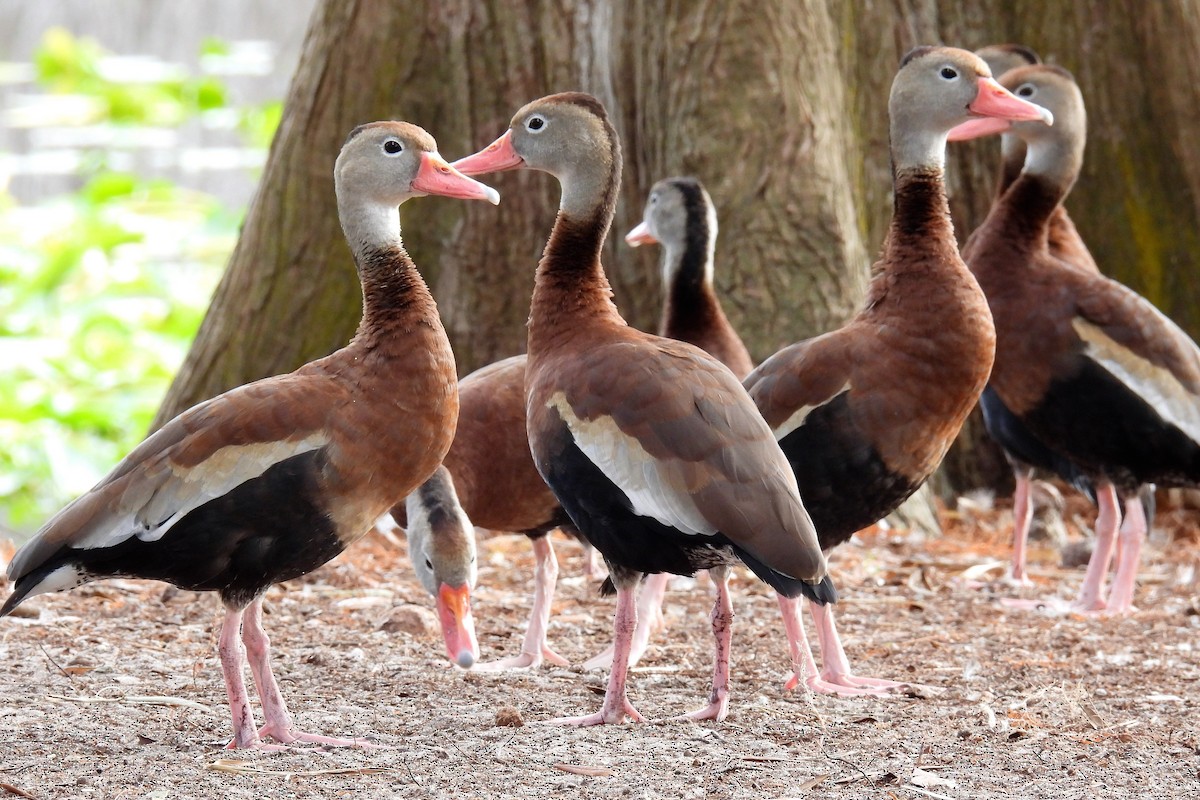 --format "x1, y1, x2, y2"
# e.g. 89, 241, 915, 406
156, 0, 1200, 526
